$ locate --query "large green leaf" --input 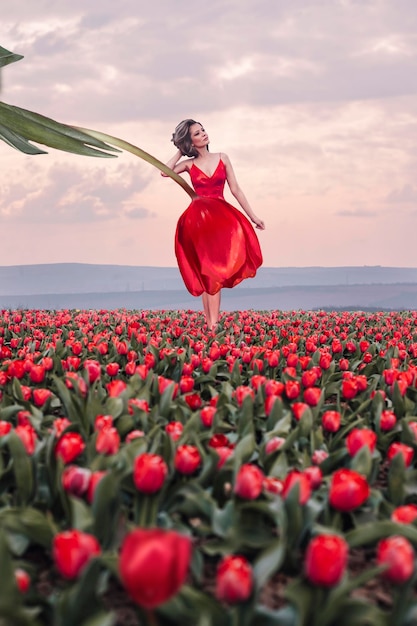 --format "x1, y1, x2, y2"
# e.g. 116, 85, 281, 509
0, 102, 120, 157
0, 45, 23, 68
